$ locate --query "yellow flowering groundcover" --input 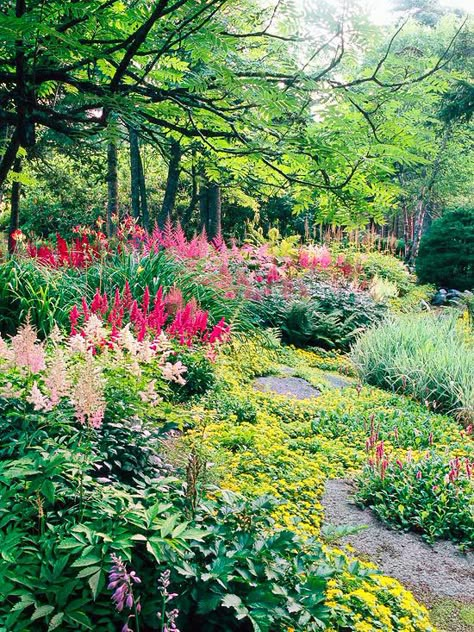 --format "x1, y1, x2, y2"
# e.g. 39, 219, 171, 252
197, 337, 473, 631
